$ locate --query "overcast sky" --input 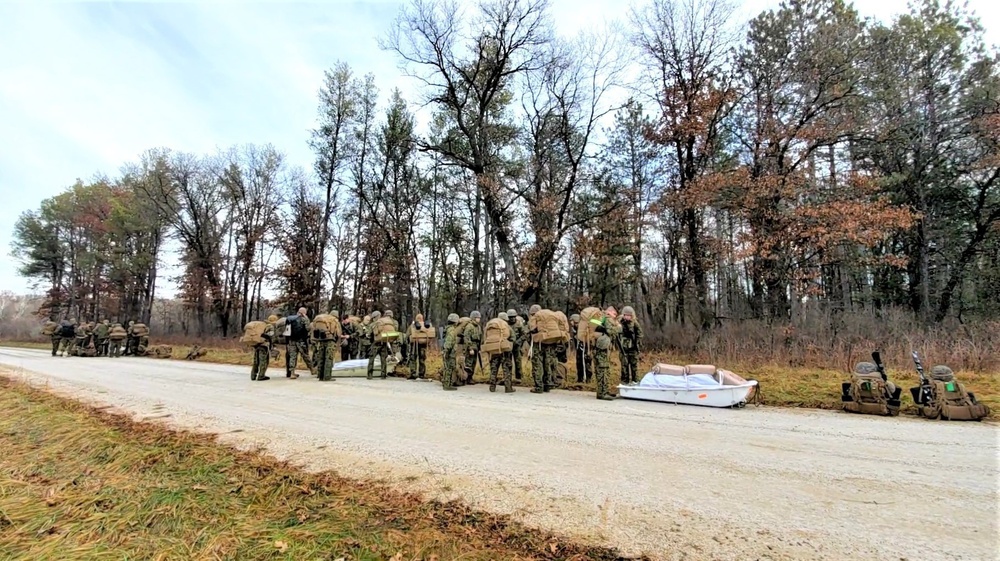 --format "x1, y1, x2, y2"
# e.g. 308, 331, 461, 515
1, 0, 997, 297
